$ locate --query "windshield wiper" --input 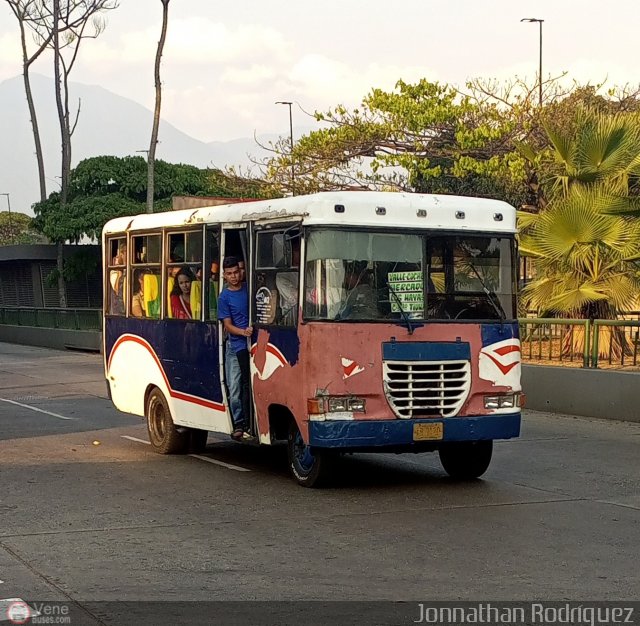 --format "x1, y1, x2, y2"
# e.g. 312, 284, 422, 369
468, 264, 506, 321
387, 281, 414, 335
